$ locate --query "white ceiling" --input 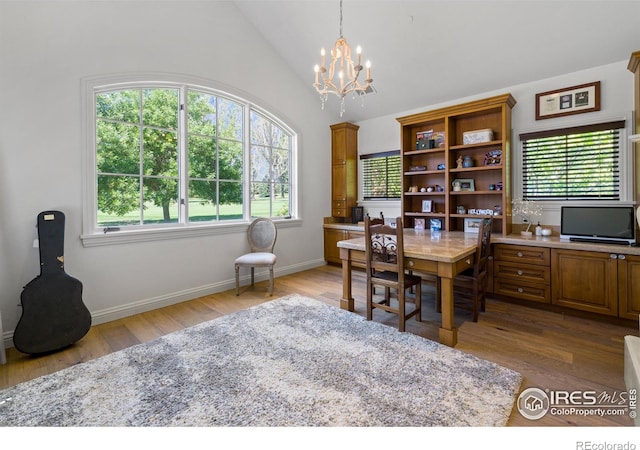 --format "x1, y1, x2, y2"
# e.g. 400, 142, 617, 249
233, 0, 640, 122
